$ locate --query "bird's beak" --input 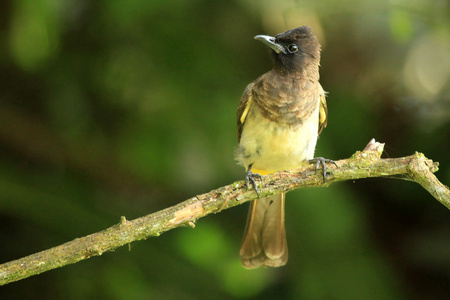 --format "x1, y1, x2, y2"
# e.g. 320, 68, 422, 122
254, 35, 286, 54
